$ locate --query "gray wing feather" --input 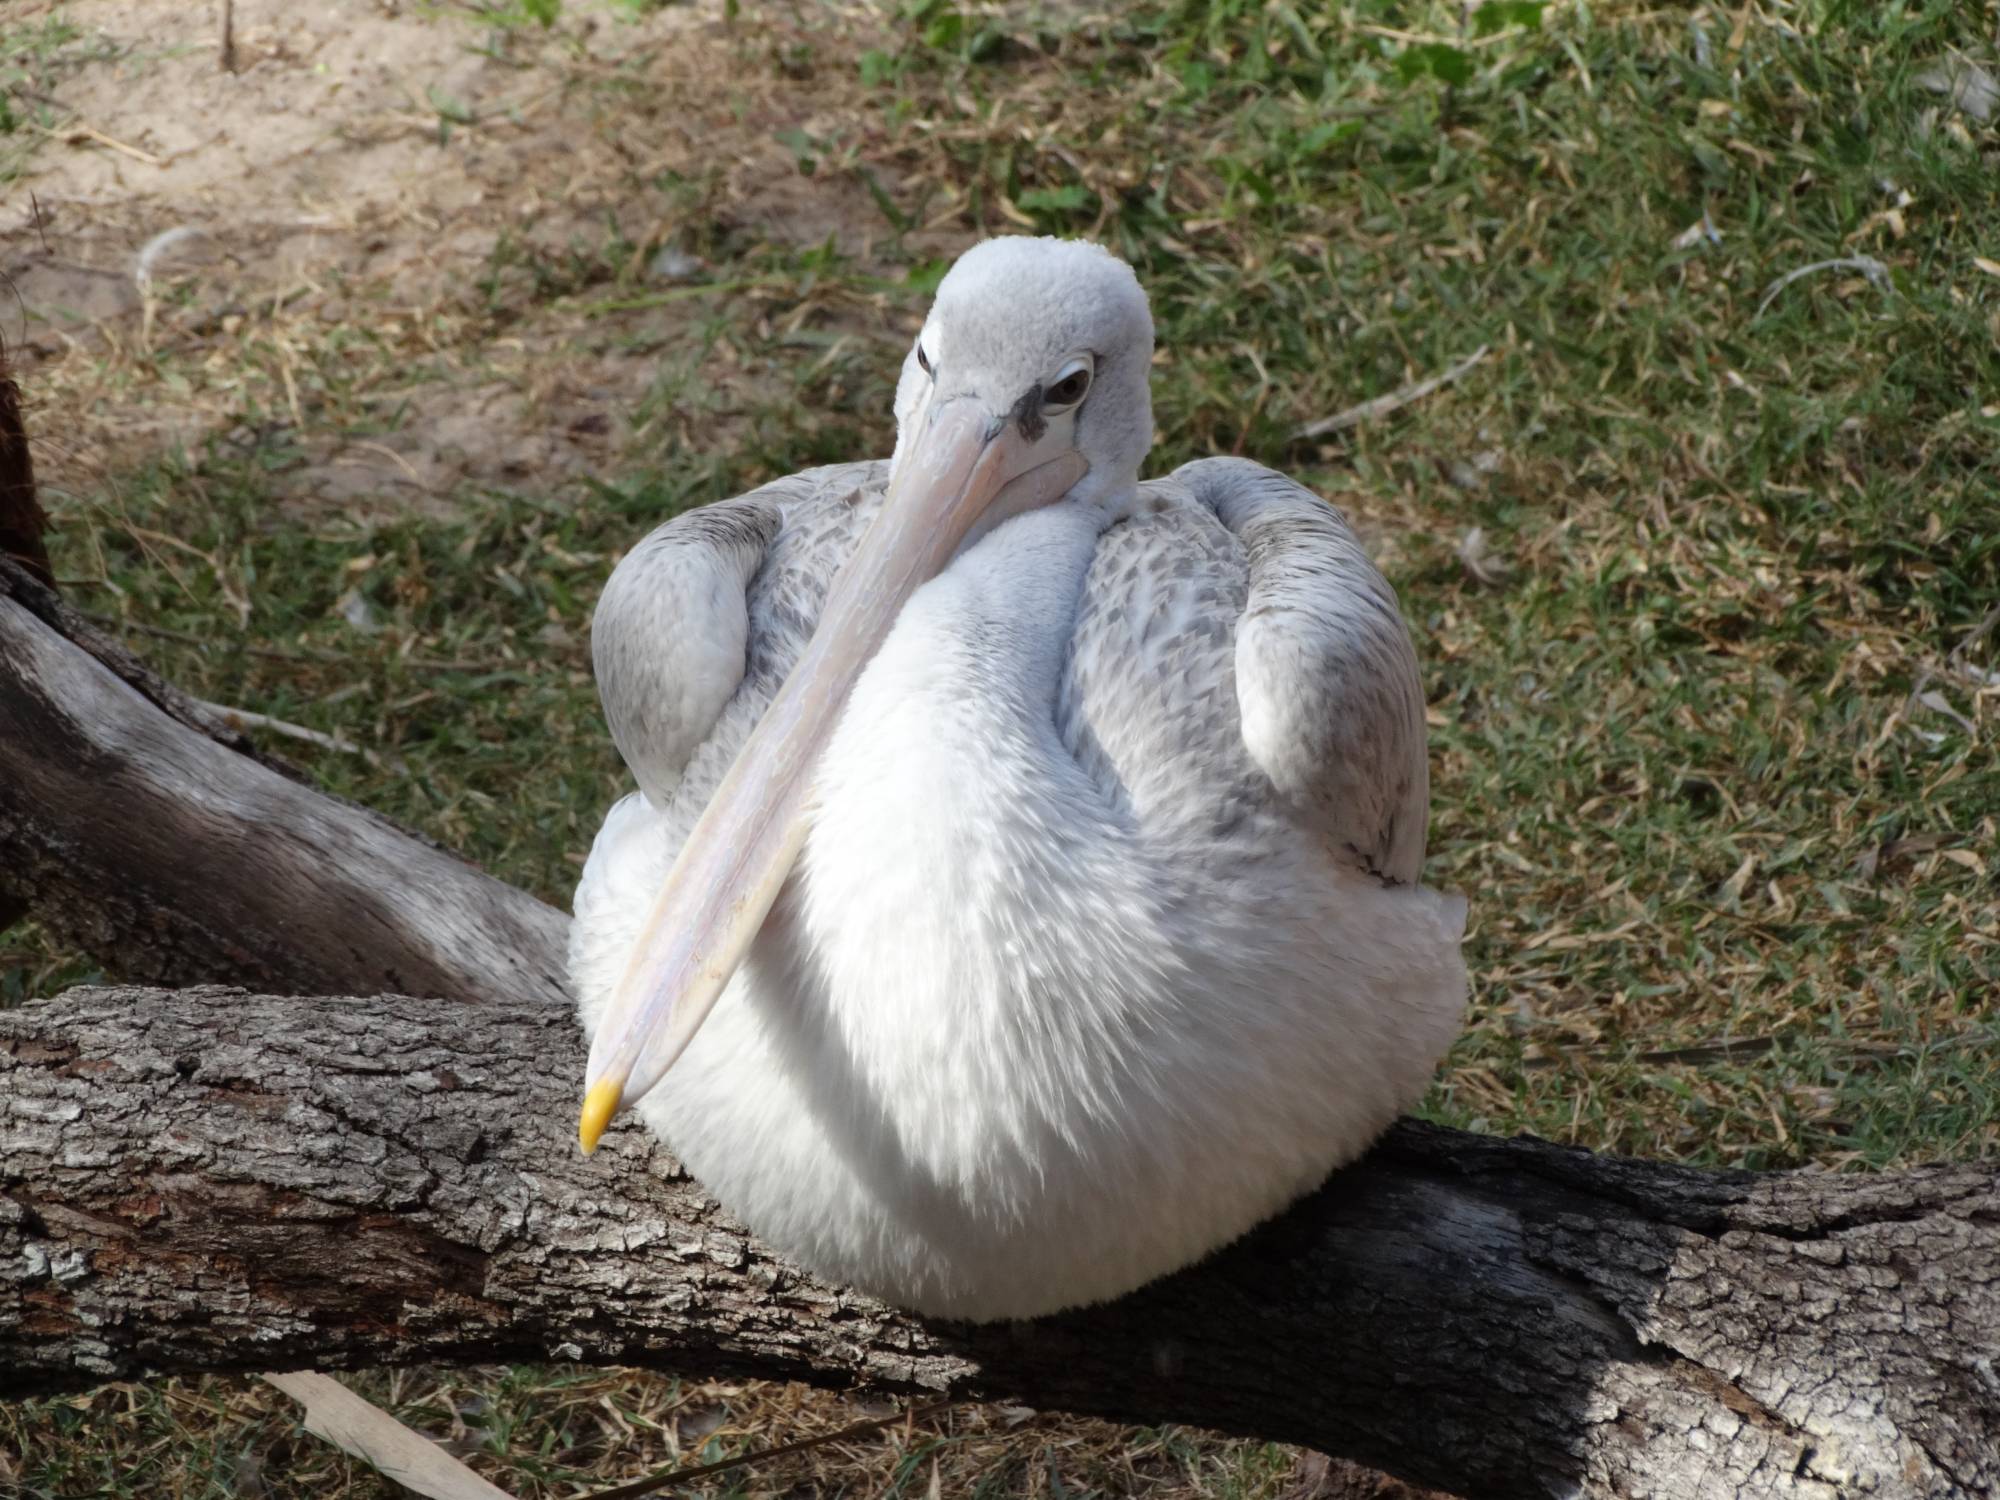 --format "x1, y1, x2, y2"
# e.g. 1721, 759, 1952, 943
592, 461, 883, 805
1173, 457, 1431, 884
597, 453, 1427, 889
